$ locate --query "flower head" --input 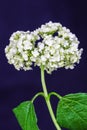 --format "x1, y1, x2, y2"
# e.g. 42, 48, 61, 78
5, 22, 83, 73
5, 31, 39, 70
